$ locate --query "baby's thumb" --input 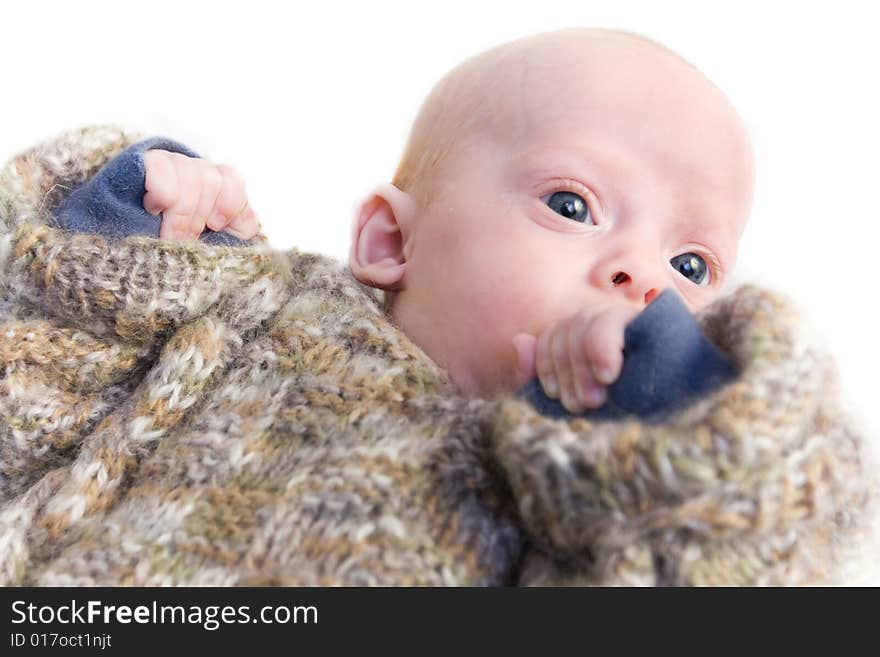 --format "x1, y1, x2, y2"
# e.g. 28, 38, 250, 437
512, 333, 537, 387
142, 192, 166, 217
